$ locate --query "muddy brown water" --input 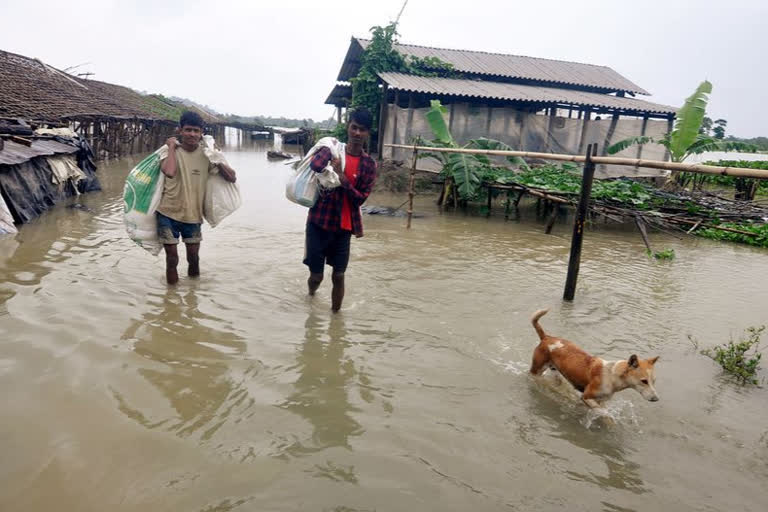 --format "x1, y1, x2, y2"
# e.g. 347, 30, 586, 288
1, 135, 767, 511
